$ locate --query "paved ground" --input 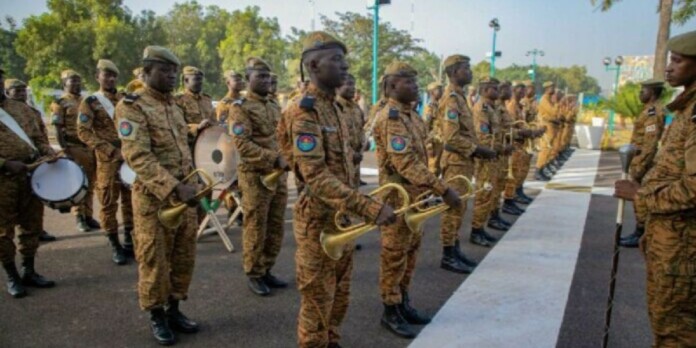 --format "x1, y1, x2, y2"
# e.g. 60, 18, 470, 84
0, 150, 651, 347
